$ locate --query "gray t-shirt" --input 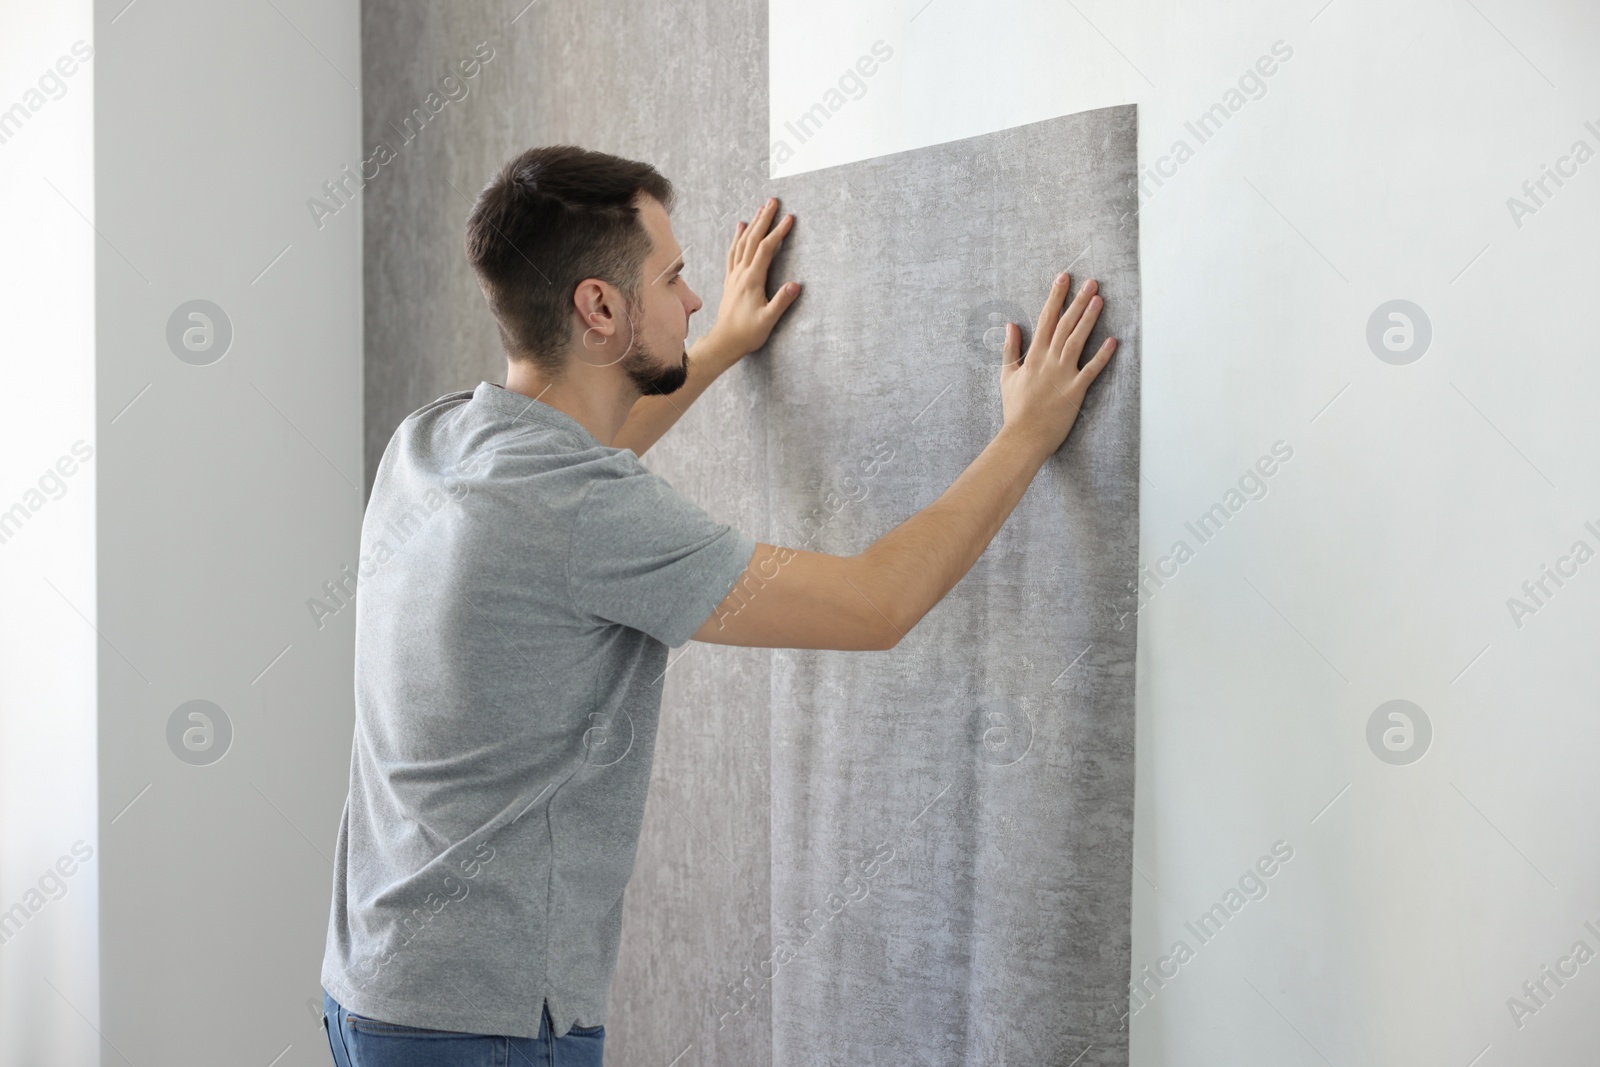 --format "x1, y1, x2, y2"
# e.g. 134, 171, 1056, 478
320, 381, 755, 1039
